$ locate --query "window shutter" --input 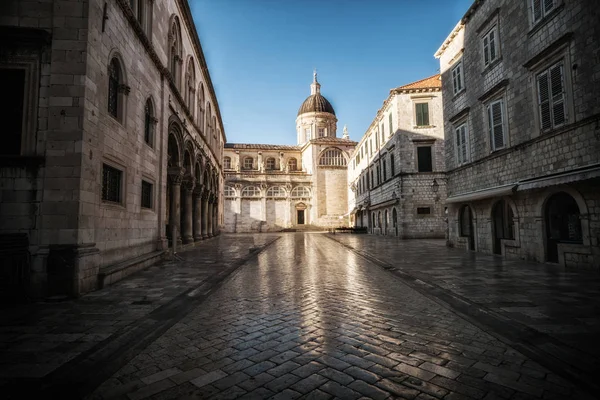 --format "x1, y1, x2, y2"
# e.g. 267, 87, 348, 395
532, 0, 542, 22
489, 29, 496, 61
537, 71, 552, 131
543, 0, 554, 13
488, 101, 505, 150
550, 63, 566, 126
455, 127, 463, 164
422, 103, 429, 126
460, 126, 468, 163
389, 113, 393, 135
483, 36, 489, 65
